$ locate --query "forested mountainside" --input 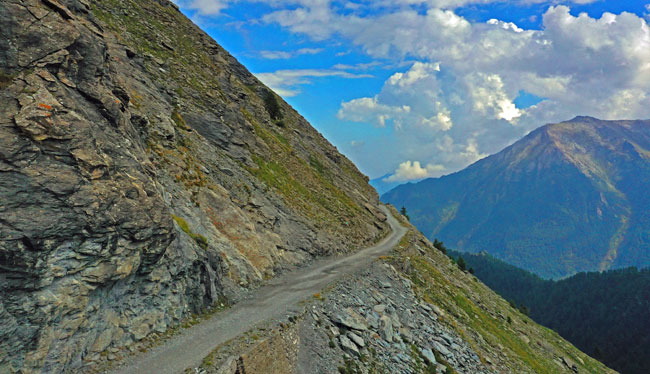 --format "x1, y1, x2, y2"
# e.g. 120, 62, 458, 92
384, 117, 650, 279
451, 249, 650, 374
